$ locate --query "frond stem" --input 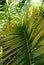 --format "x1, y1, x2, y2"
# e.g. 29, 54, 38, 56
22, 29, 32, 65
